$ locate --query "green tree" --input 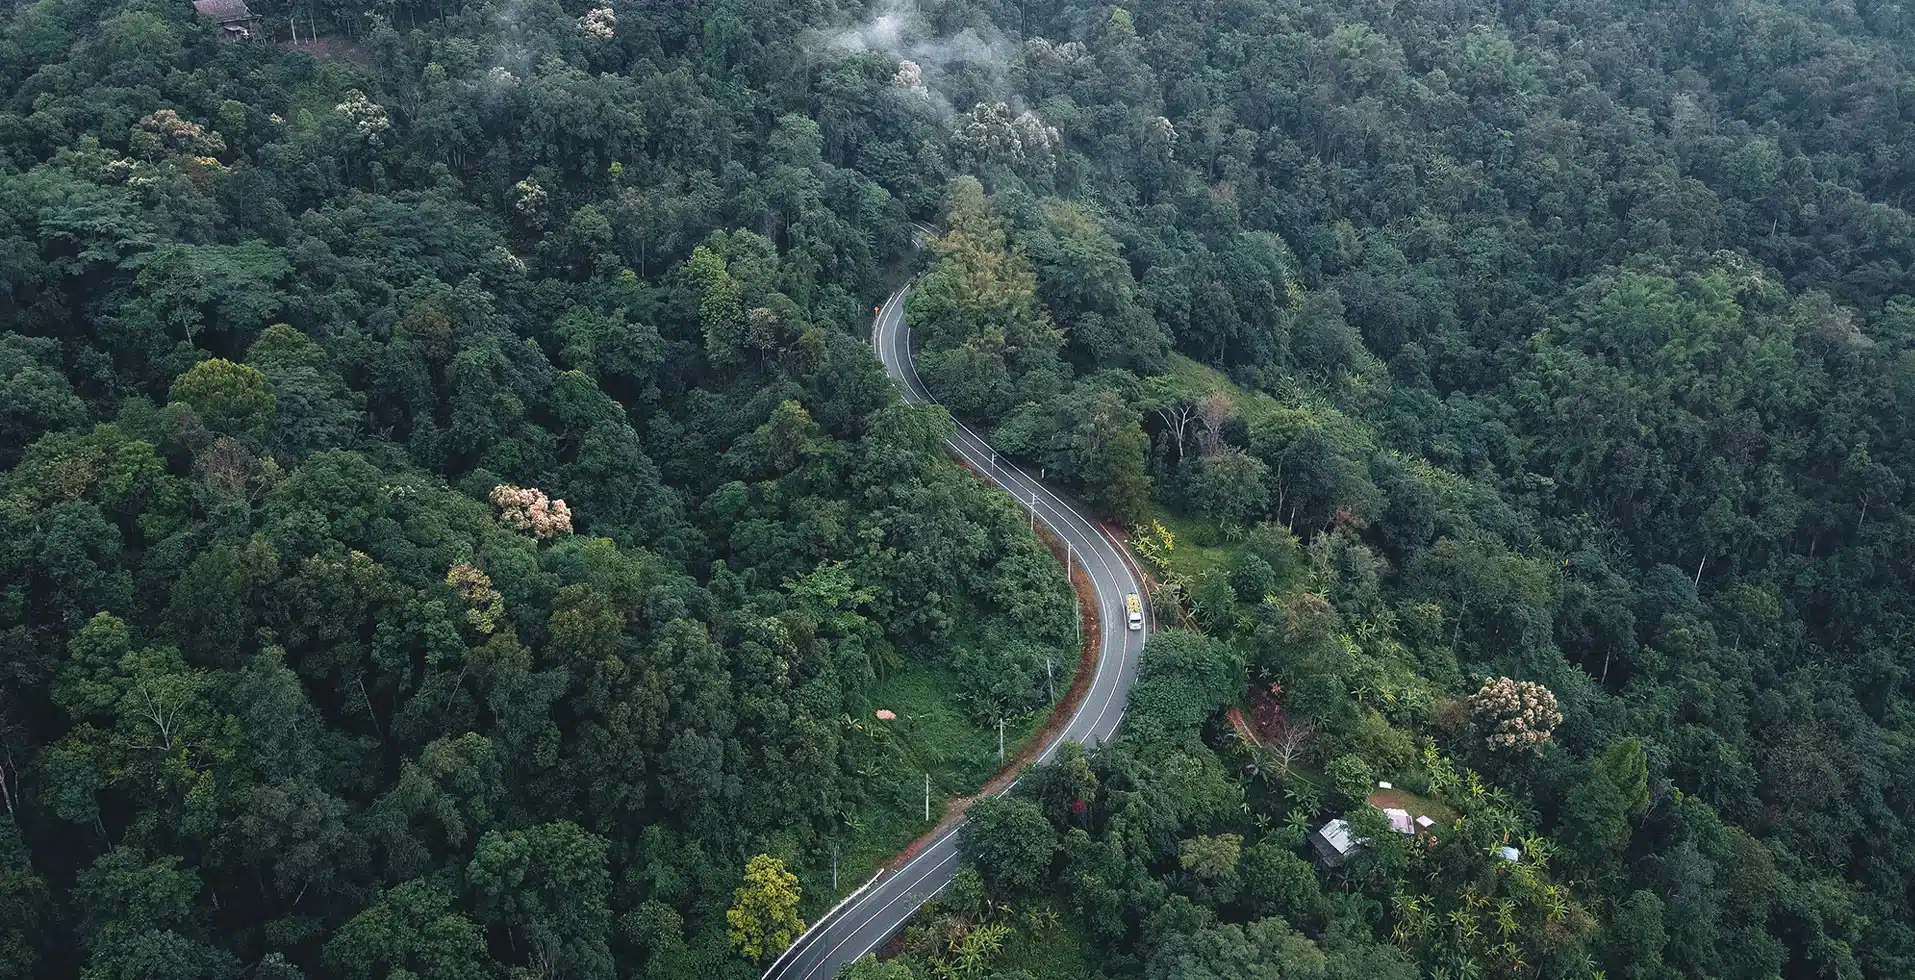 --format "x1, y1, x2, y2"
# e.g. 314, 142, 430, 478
1074, 389, 1153, 523
1241, 840, 1321, 921
169, 359, 275, 444
960, 797, 1058, 895
0, 334, 87, 467
245, 325, 359, 458
1146, 918, 1327, 980
1597, 738, 1651, 817
1228, 552, 1279, 603
0, 824, 47, 977
74, 848, 201, 950
1127, 630, 1247, 744
1191, 451, 1271, 528
686, 244, 747, 369
325, 880, 490, 980
1562, 739, 1651, 867
467, 822, 613, 980
726, 854, 803, 963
